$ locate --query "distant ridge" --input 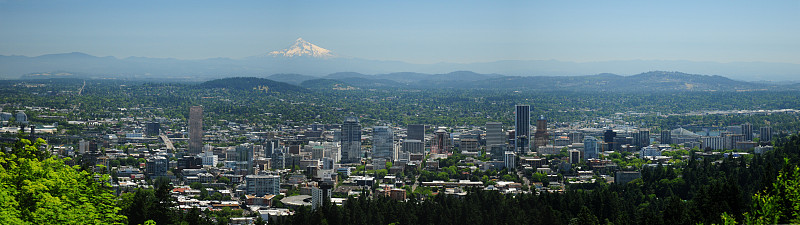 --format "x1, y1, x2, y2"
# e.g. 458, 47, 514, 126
300, 78, 357, 90
10, 71, 796, 92
308, 71, 785, 92
265, 73, 319, 85
198, 77, 306, 93
3, 45, 800, 81
3, 41, 800, 81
